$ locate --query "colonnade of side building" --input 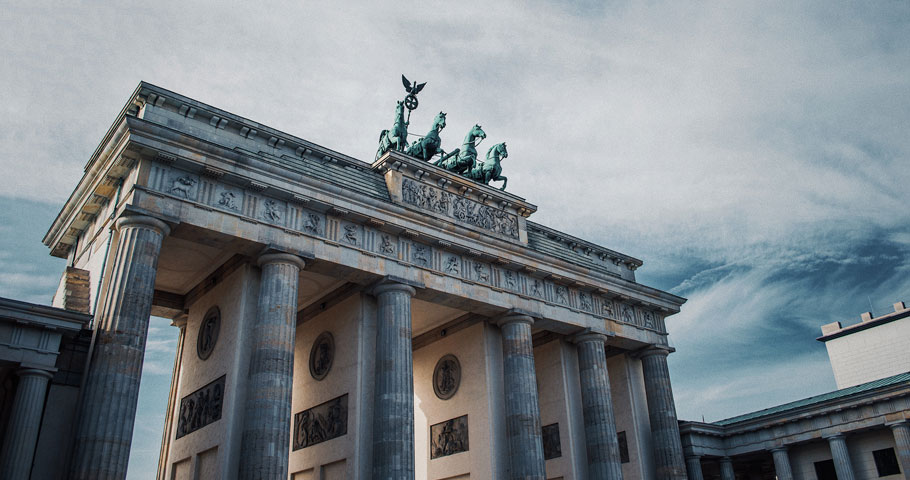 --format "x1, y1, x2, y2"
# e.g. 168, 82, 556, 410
59, 212, 690, 480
